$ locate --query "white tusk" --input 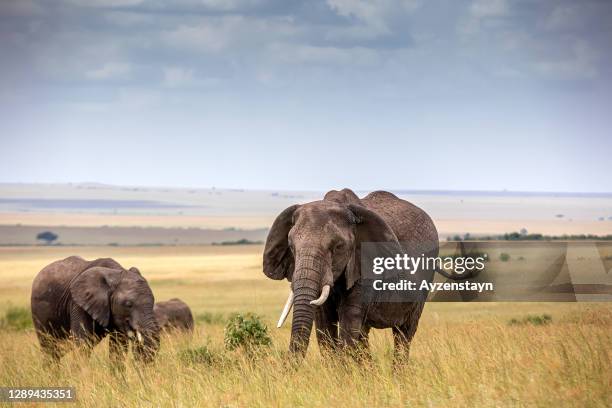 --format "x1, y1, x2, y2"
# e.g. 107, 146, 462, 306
276, 291, 294, 328
310, 285, 331, 306
136, 331, 144, 344
127, 330, 135, 339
